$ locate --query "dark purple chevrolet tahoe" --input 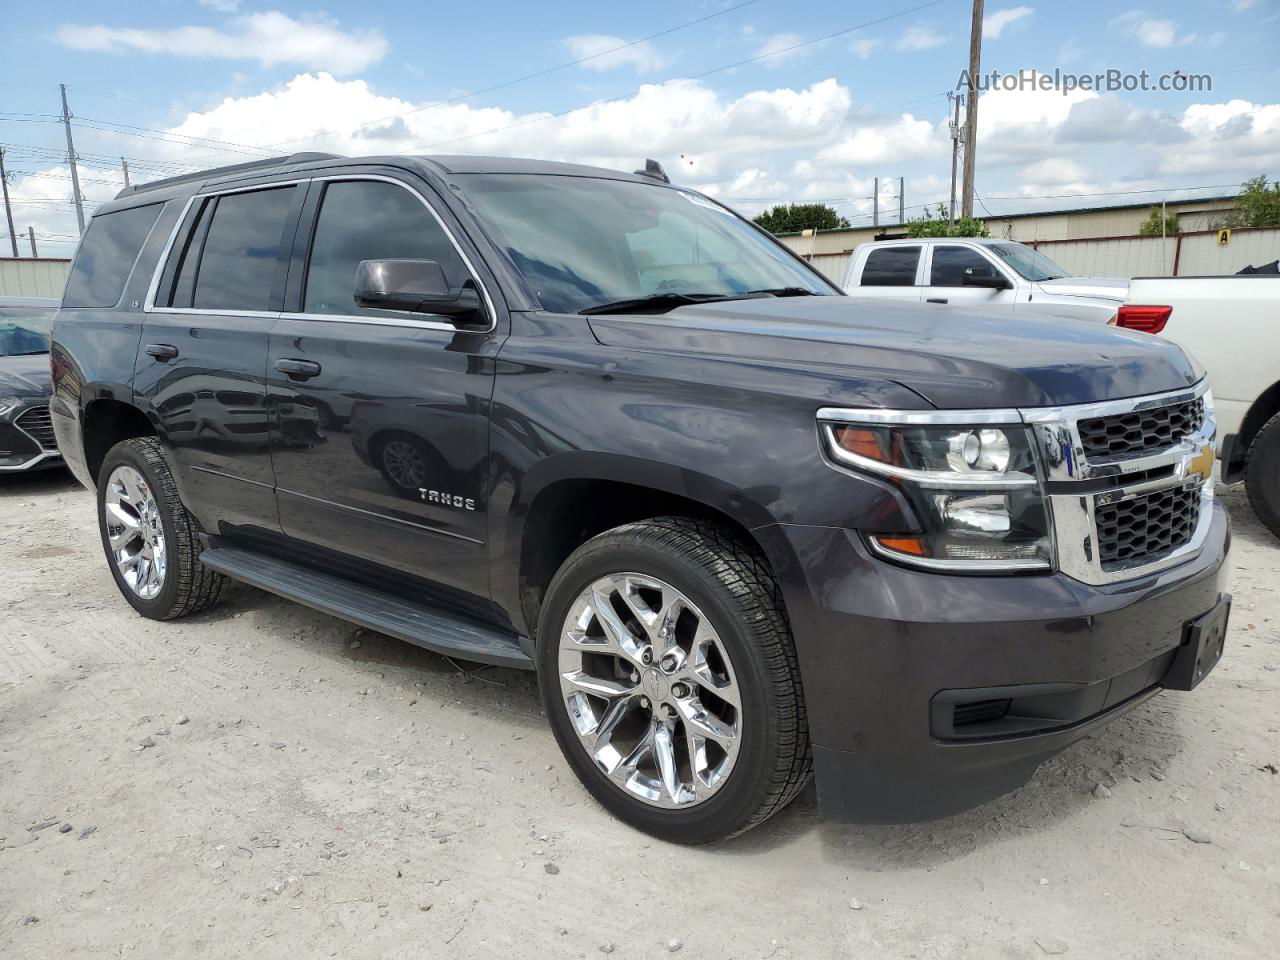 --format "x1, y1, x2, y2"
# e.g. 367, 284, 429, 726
49, 153, 1230, 842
